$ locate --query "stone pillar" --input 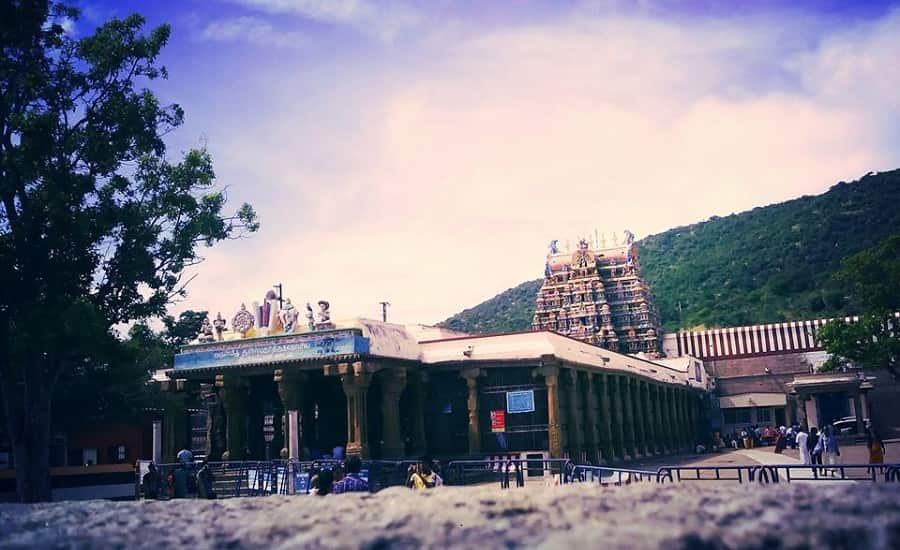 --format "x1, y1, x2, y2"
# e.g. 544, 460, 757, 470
654, 385, 667, 454
535, 365, 564, 458
664, 386, 676, 452
582, 373, 600, 464
380, 367, 407, 458
689, 392, 699, 445
860, 392, 870, 421
200, 383, 225, 461
621, 376, 636, 459
642, 382, 656, 455
152, 420, 163, 465
597, 374, 615, 463
632, 378, 647, 456
162, 392, 188, 463
785, 396, 796, 426
342, 364, 373, 459
611, 375, 626, 460
217, 374, 249, 461
853, 393, 865, 435
408, 371, 429, 456
795, 393, 808, 427
675, 389, 686, 451
565, 369, 584, 461
461, 368, 482, 455
275, 369, 308, 459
